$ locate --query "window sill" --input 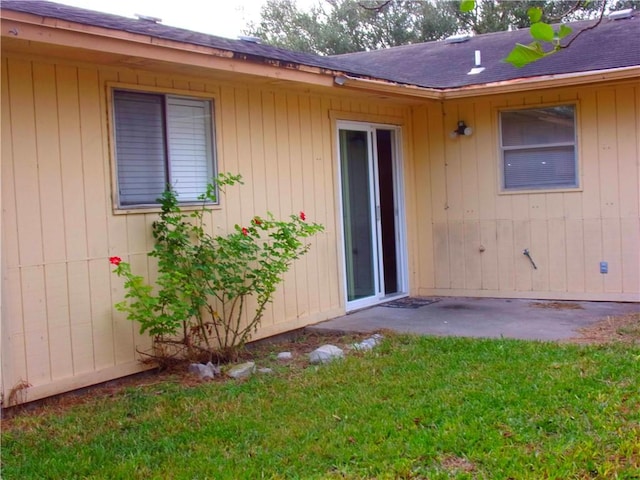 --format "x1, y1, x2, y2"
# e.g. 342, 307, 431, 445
498, 186, 582, 196
113, 203, 221, 215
